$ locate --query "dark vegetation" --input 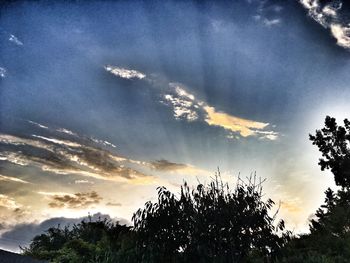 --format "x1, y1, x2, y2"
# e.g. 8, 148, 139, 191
23, 116, 350, 262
